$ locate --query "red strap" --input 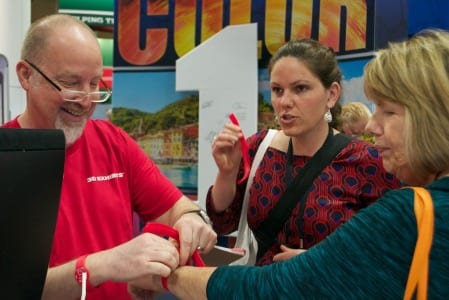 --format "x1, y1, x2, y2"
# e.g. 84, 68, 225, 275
228, 113, 250, 184
161, 277, 169, 290
74, 254, 95, 290
141, 223, 206, 291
